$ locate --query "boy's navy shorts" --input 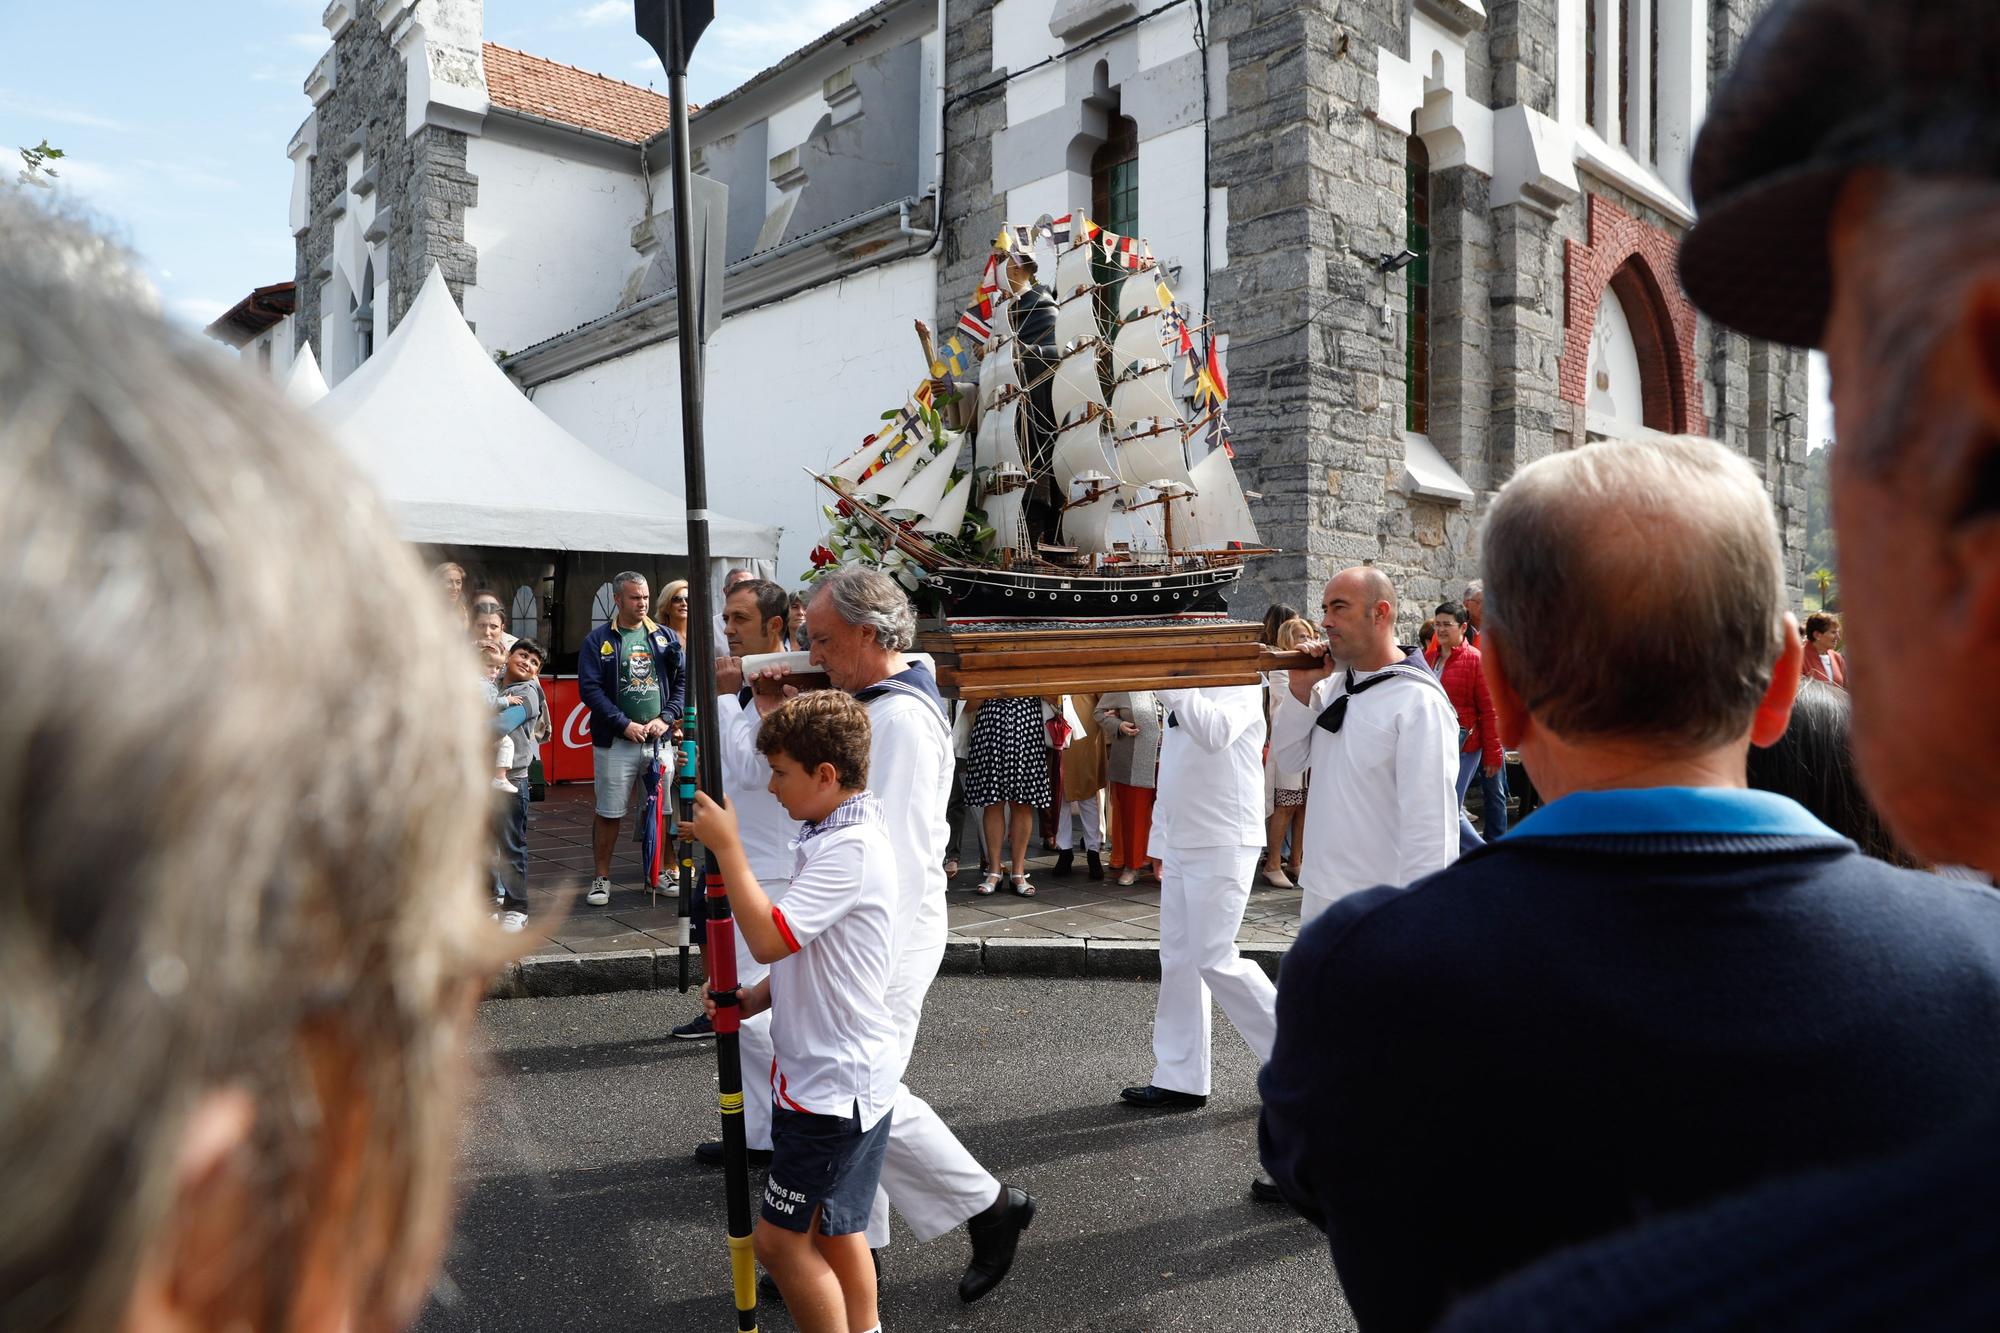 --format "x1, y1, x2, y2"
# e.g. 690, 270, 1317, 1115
761, 1103, 893, 1236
